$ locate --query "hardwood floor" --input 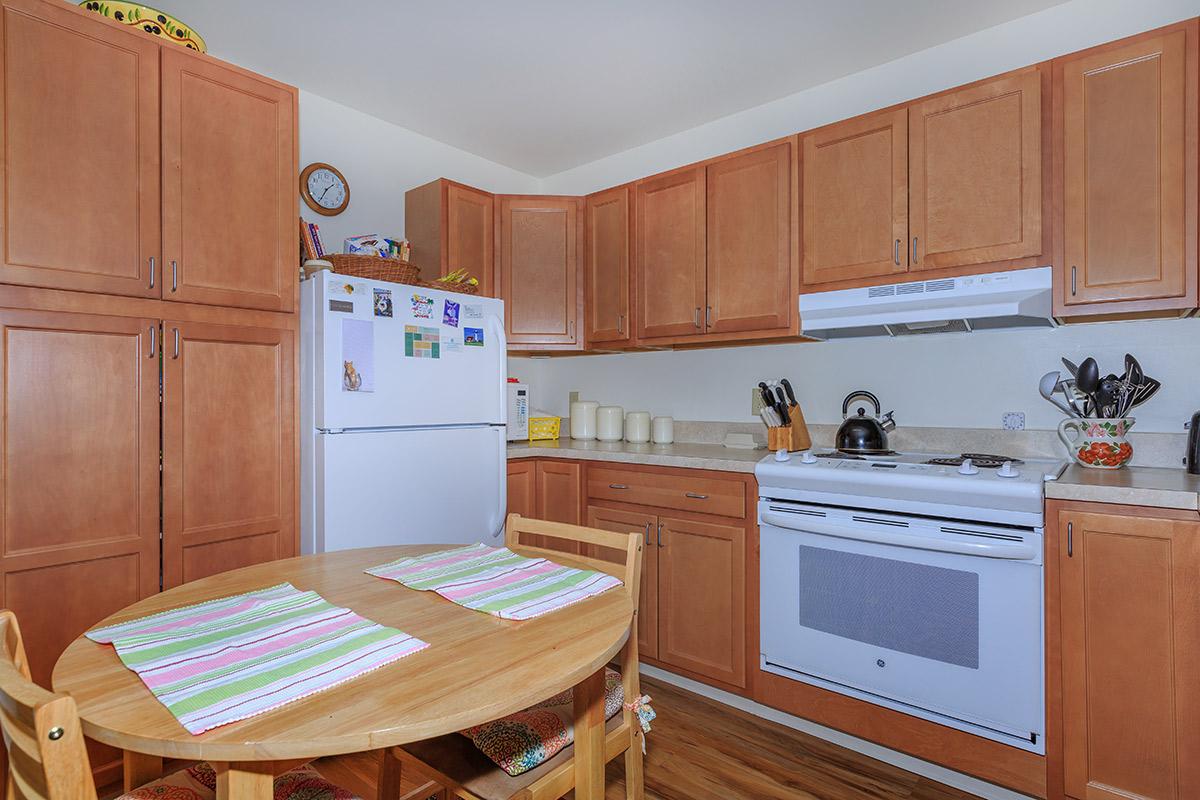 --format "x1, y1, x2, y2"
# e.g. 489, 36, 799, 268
315, 675, 984, 800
